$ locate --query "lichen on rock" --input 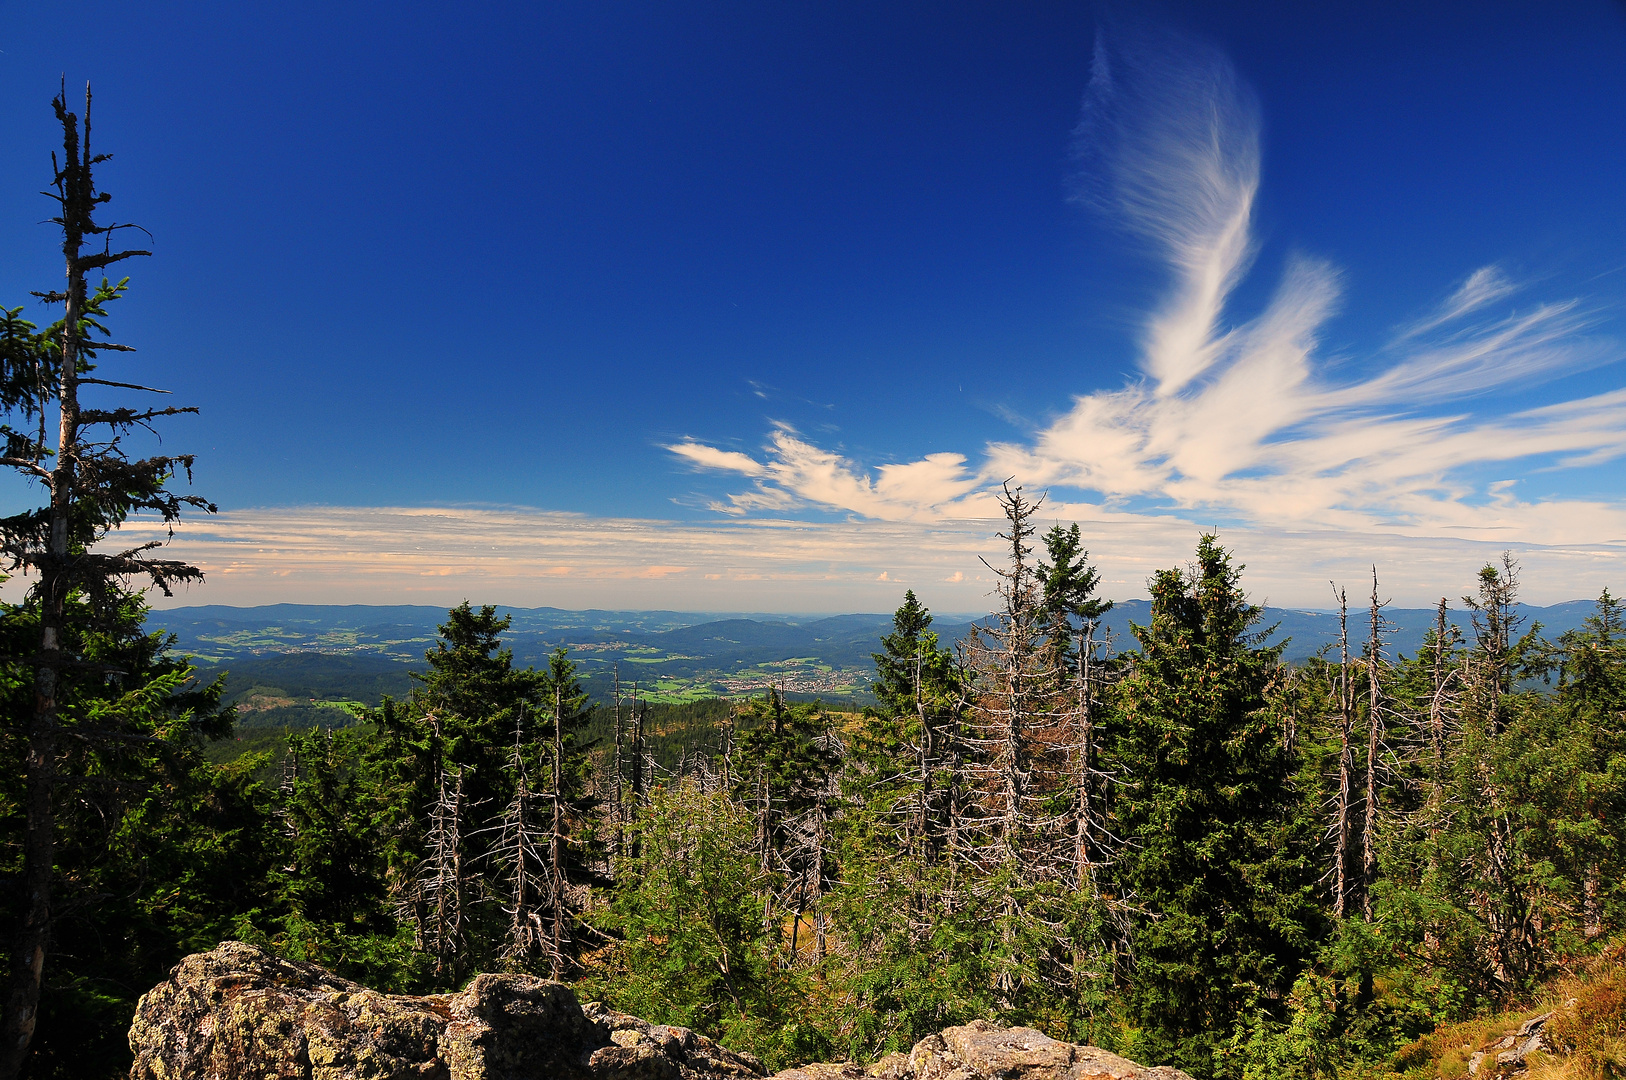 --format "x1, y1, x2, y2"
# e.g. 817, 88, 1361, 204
126, 943, 1192, 1080
126, 941, 754, 1080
